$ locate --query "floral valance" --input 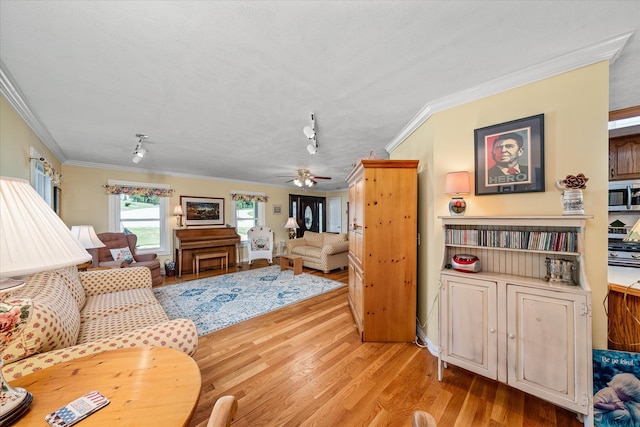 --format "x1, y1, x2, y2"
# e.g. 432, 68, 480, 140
31, 156, 62, 185
103, 184, 174, 197
231, 193, 269, 203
